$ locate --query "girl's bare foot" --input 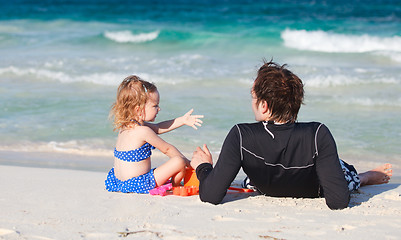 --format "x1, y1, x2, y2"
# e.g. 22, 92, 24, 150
359, 163, 392, 186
